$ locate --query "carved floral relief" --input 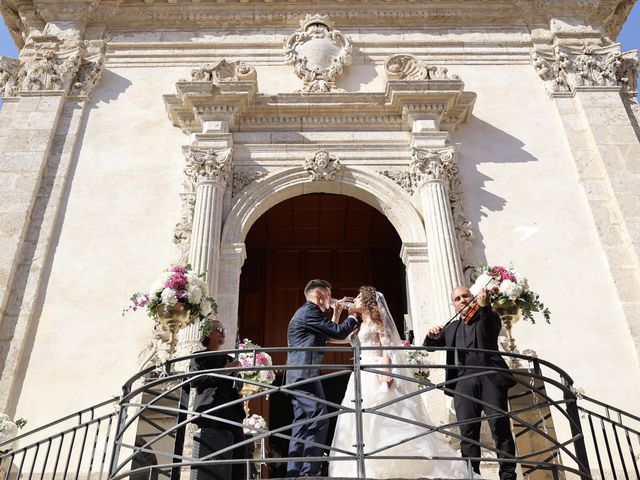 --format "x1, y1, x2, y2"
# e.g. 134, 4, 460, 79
283, 14, 352, 93
384, 54, 458, 81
